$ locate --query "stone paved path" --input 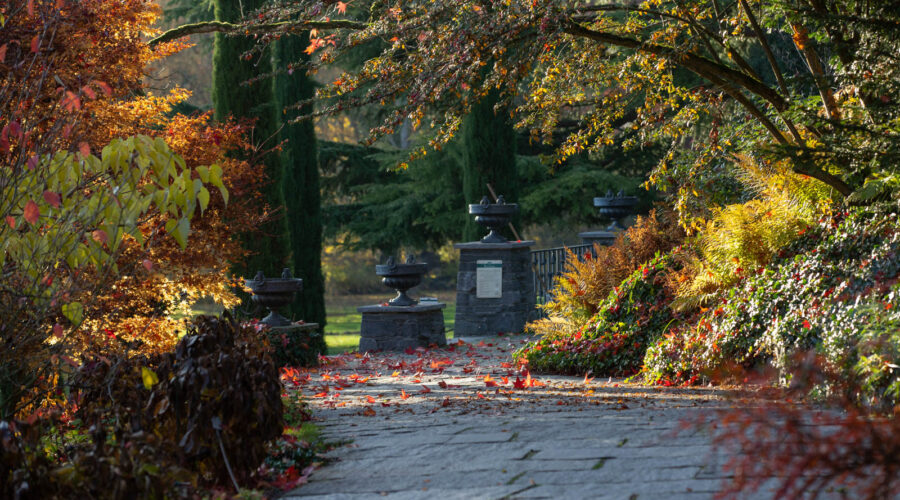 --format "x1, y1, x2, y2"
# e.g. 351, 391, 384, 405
283, 335, 751, 500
